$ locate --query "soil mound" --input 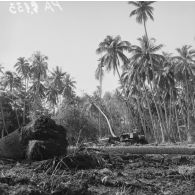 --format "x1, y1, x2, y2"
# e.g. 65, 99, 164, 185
0, 115, 68, 160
